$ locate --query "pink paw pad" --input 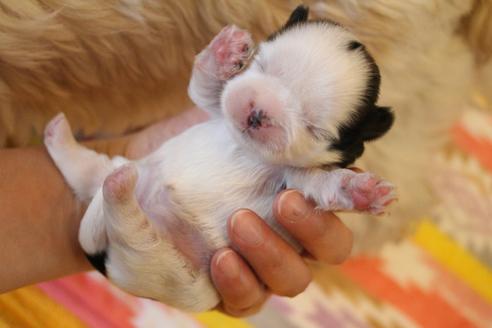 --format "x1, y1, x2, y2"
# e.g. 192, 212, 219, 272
346, 173, 396, 215
200, 25, 254, 80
